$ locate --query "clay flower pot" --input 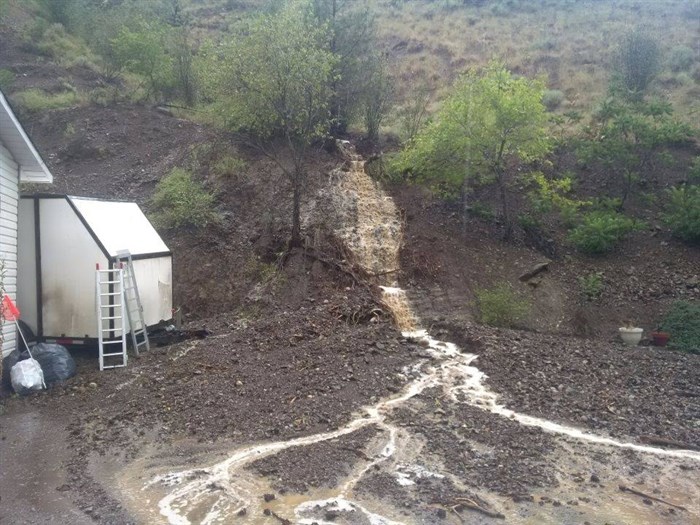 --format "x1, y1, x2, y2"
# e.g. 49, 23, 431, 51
651, 331, 670, 347
619, 327, 643, 346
